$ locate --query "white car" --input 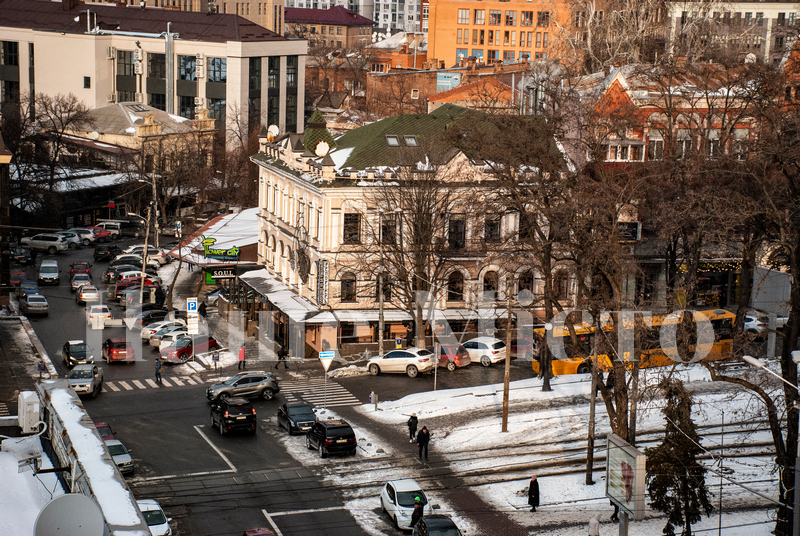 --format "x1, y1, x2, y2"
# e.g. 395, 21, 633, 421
744, 311, 788, 335
87, 305, 111, 324
367, 347, 435, 378
71, 273, 92, 292
115, 254, 161, 270
56, 231, 82, 249
68, 227, 97, 245
141, 320, 186, 340
380, 479, 432, 530
124, 244, 168, 265
158, 329, 189, 351
105, 439, 133, 475
21, 233, 69, 254
116, 270, 163, 285
462, 336, 508, 367
137, 499, 172, 535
